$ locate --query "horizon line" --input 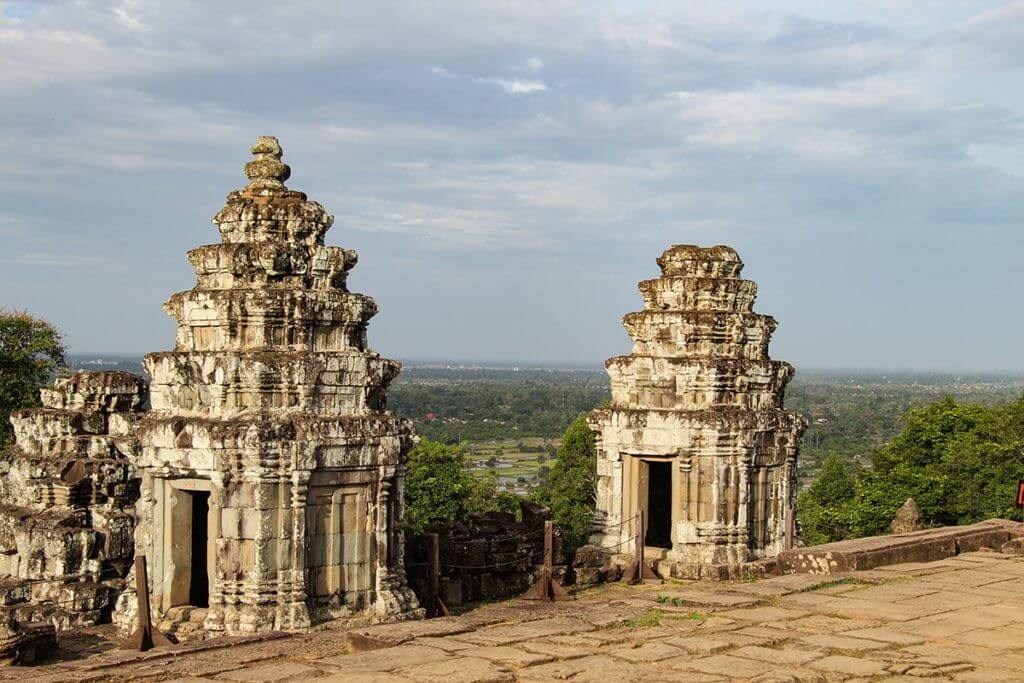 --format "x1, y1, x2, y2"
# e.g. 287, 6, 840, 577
66, 352, 1024, 376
